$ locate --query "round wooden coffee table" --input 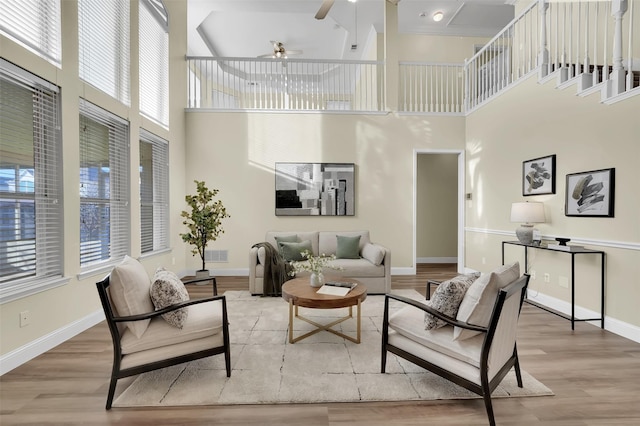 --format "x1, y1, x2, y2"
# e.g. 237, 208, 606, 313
282, 277, 367, 344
